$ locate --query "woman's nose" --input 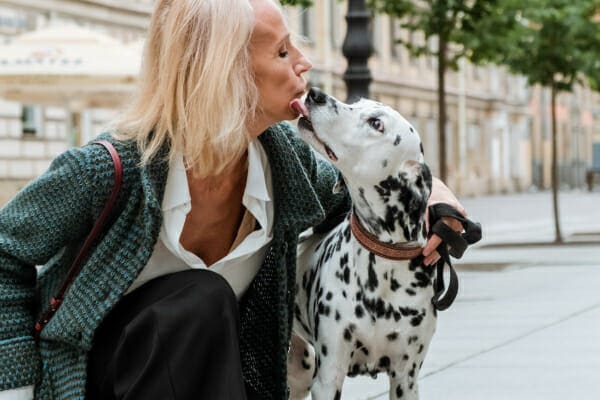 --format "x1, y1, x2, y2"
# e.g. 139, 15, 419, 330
295, 54, 312, 76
